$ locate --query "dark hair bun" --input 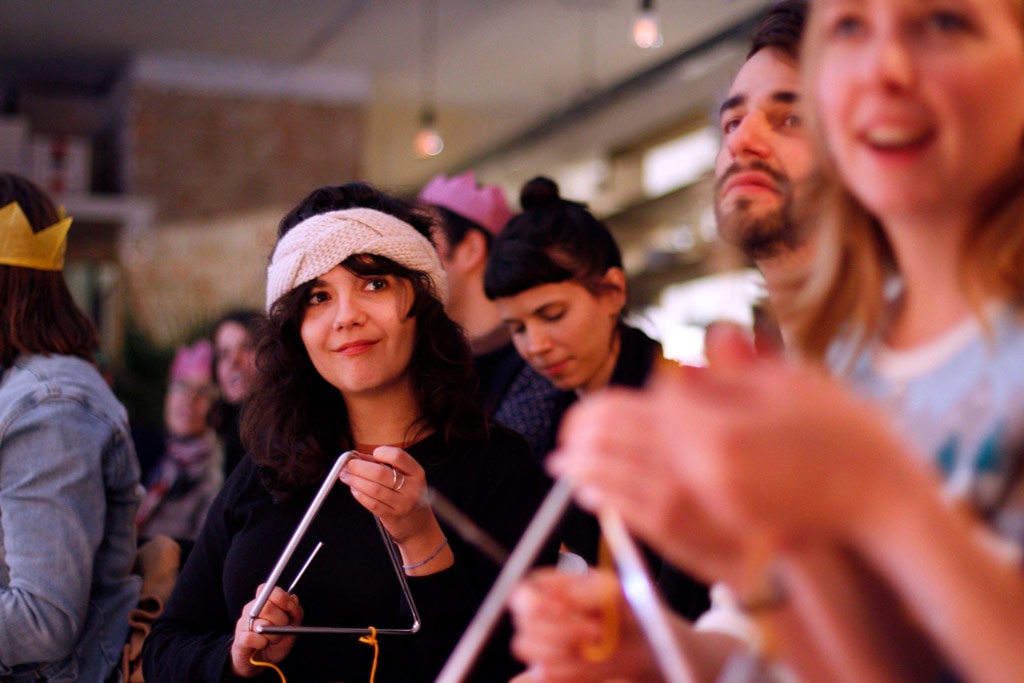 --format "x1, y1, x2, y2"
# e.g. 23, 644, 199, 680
519, 176, 561, 211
